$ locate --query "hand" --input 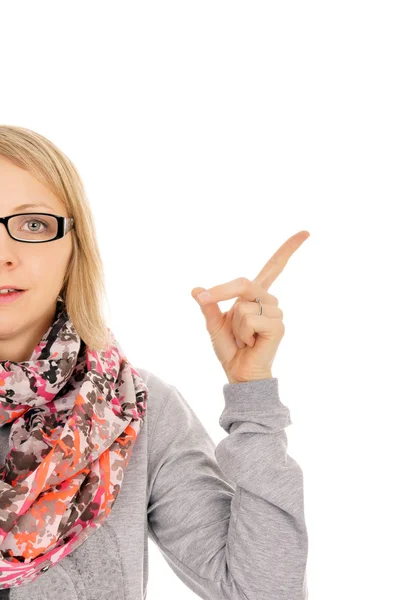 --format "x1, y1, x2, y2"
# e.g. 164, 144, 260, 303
191, 230, 310, 384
